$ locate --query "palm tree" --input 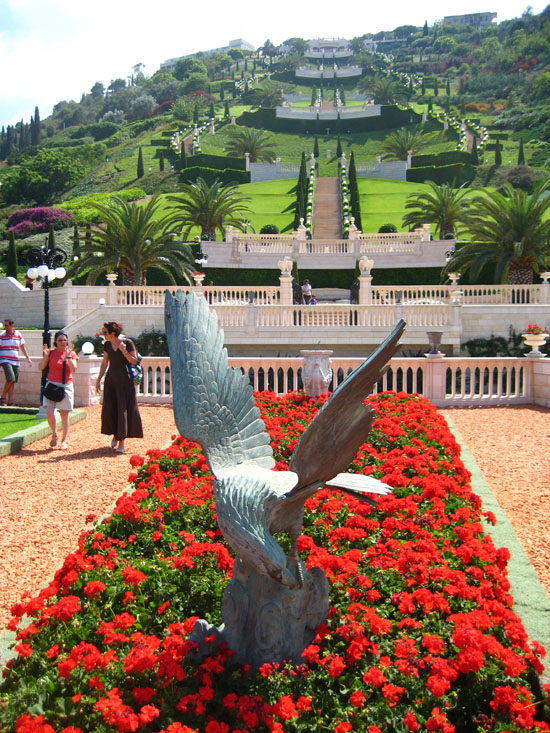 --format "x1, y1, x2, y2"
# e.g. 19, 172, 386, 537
382, 127, 443, 161
358, 76, 408, 104
167, 177, 251, 241
402, 181, 470, 238
223, 127, 277, 163
445, 180, 550, 284
247, 81, 284, 108
70, 196, 195, 286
